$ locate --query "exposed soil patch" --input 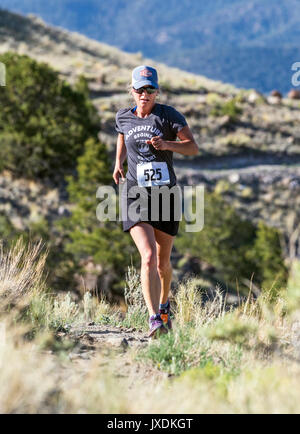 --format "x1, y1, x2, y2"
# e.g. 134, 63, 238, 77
63, 324, 167, 385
